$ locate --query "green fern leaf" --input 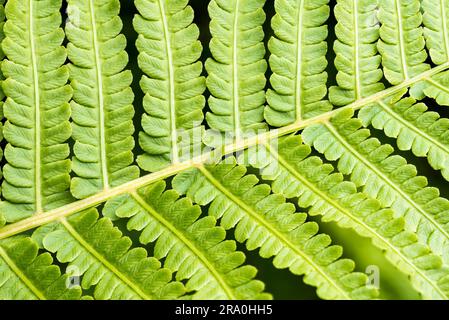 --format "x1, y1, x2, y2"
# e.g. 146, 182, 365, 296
173, 159, 378, 300
329, 0, 384, 106
0, 237, 82, 299
103, 181, 270, 300
206, 0, 267, 141
134, 0, 206, 172
240, 135, 449, 299
36, 208, 185, 300
303, 108, 449, 265
0, 0, 73, 222
67, 0, 139, 199
359, 94, 449, 181
422, 0, 449, 65
378, 0, 429, 87
265, 0, 332, 126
